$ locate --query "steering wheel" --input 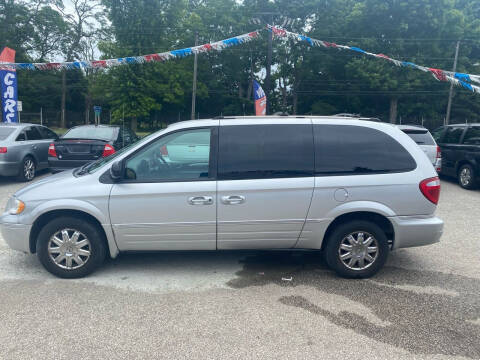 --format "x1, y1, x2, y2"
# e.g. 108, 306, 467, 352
157, 153, 169, 166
